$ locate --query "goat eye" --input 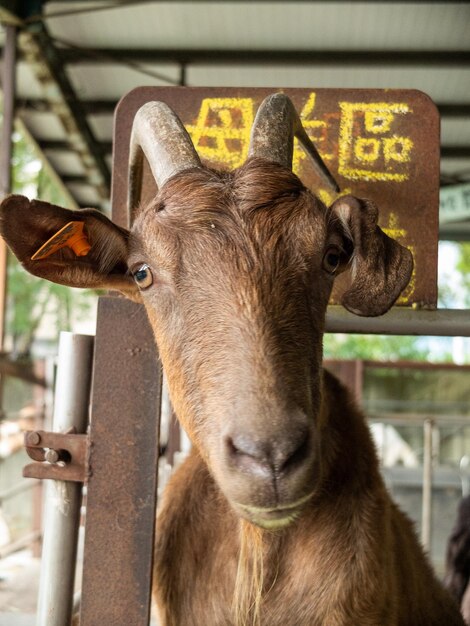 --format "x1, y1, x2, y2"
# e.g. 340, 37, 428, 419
132, 264, 153, 289
322, 247, 342, 274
